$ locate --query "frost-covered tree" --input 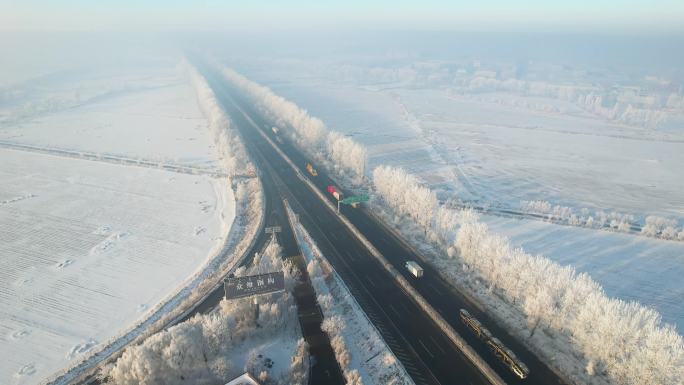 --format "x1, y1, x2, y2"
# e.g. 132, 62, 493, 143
519, 200, 683, 241
219, 66, 368, 182
187, 64, 253, 178
373, 165, 437, 233
371, 164, 684, 385
105, 239, 306, 385
642, 215, 679, 238
327, 131, 367, 180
